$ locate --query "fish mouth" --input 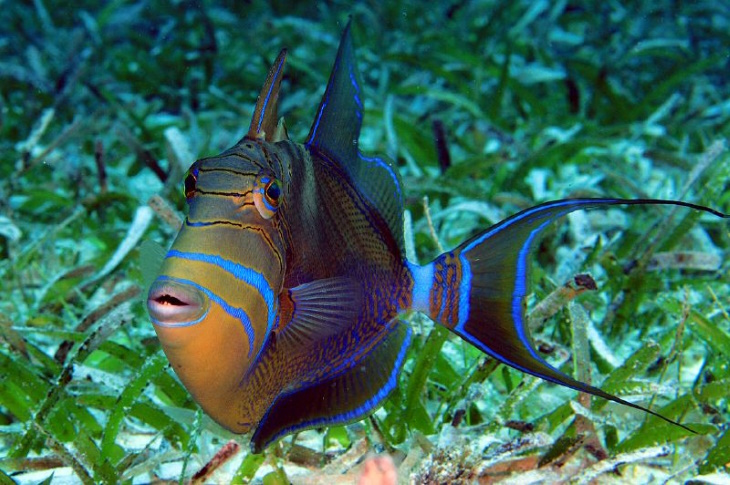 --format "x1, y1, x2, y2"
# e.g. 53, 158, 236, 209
147, 278, 209, 327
